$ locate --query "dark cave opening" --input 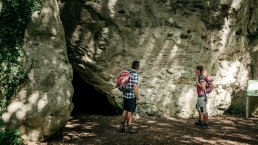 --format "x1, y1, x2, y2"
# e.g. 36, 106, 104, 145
71, 70, 117, 116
